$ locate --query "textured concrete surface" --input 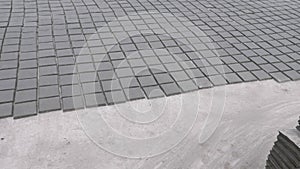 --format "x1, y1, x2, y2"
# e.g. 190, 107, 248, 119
0, 80, 299, 169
